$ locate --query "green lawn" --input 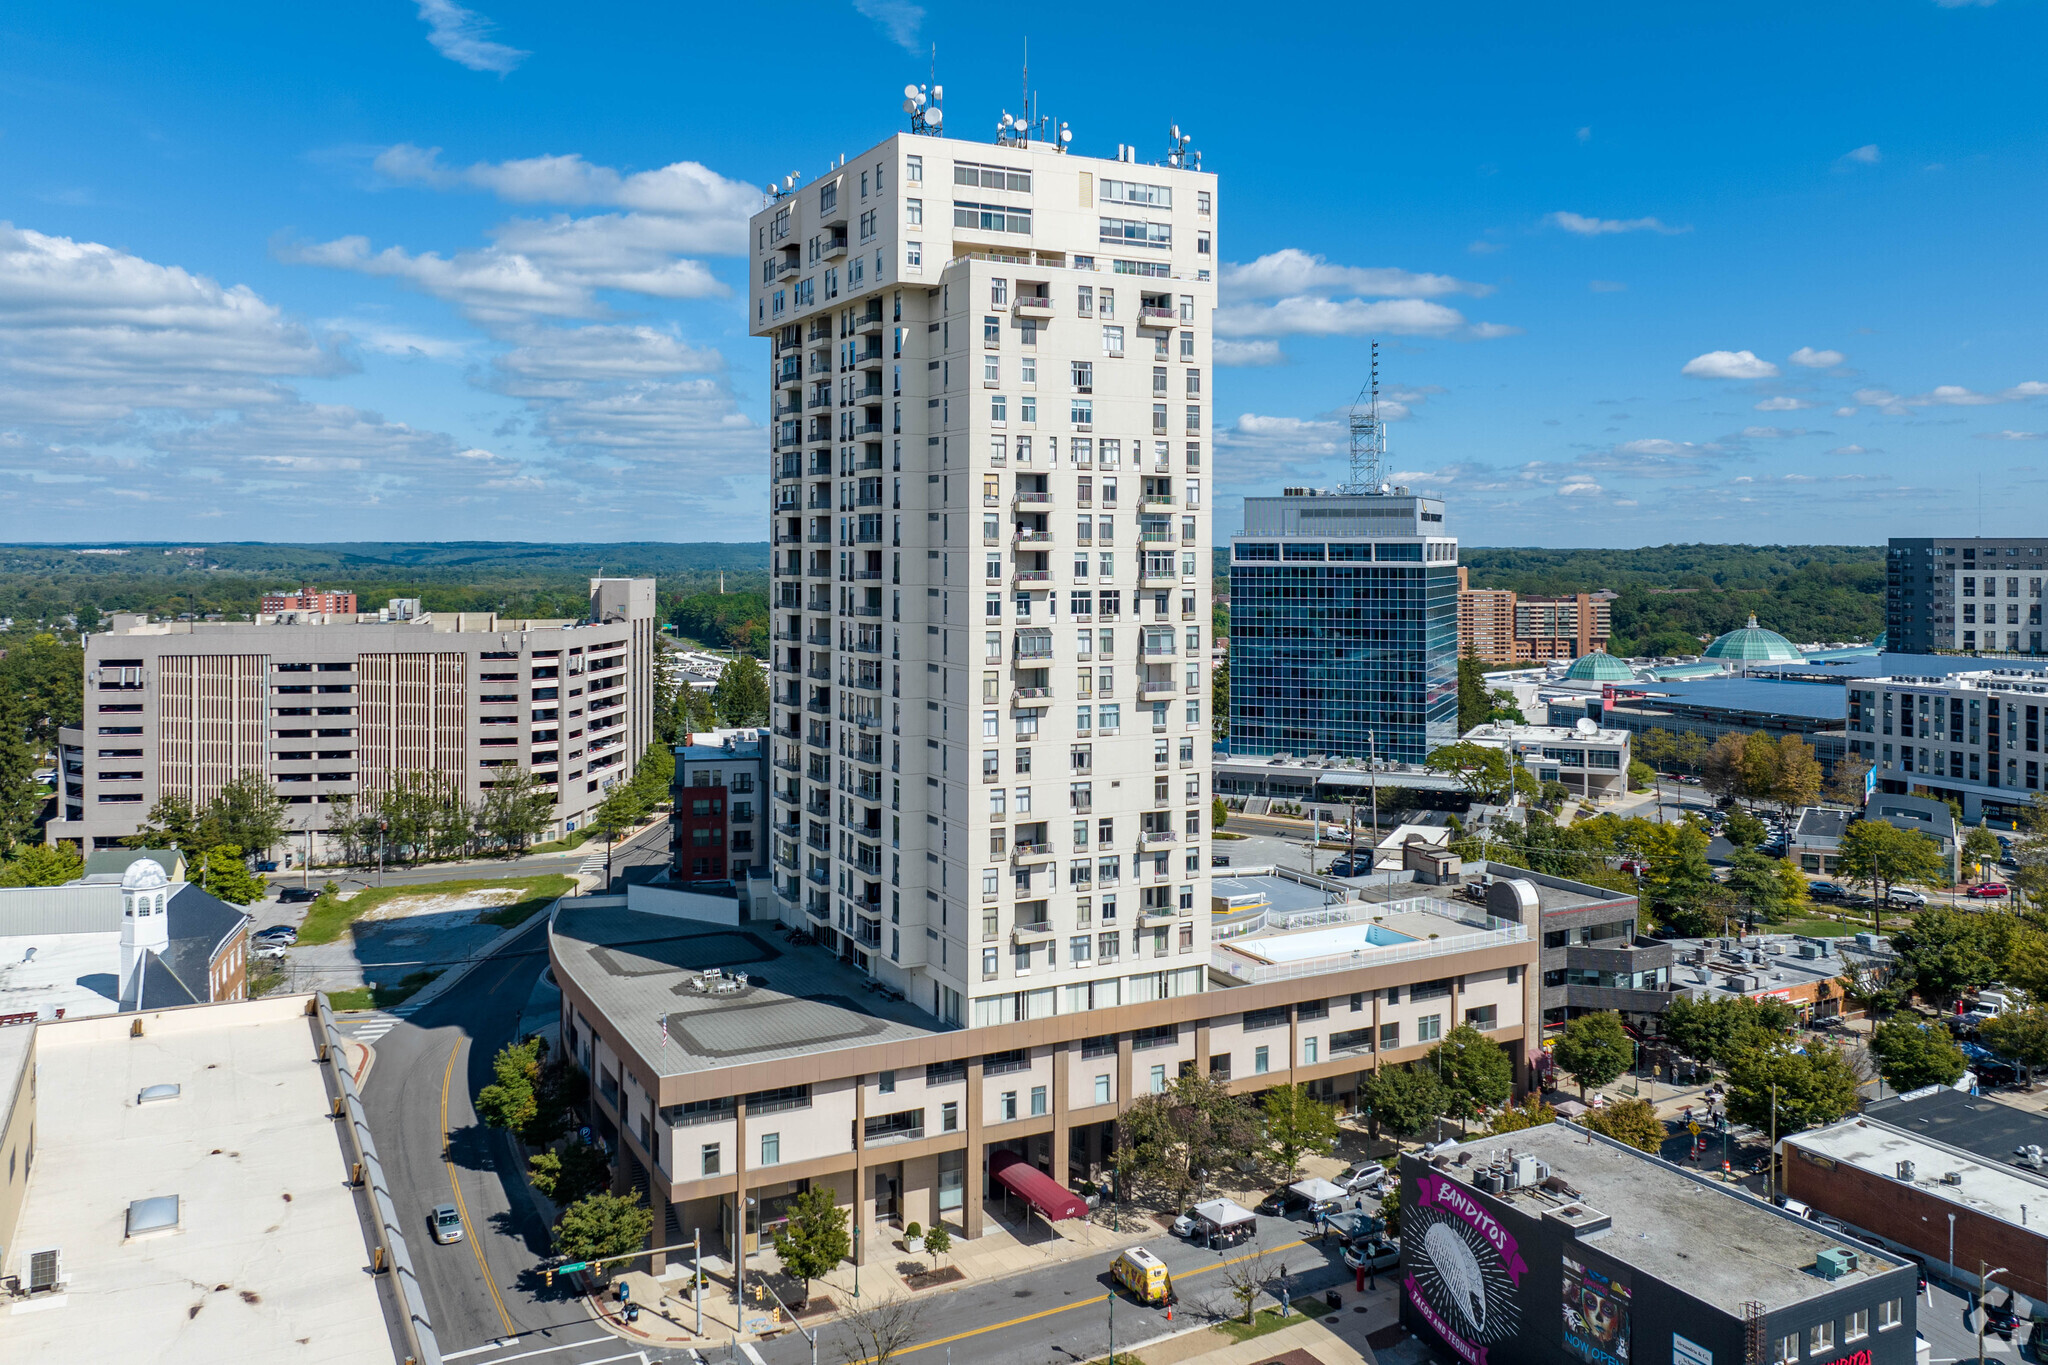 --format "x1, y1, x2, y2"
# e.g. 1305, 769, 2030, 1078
296, 874, 576, 945
1213, 1307, 1319, 1344
325, 970, 444, 1013
528, 828, 593, 854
